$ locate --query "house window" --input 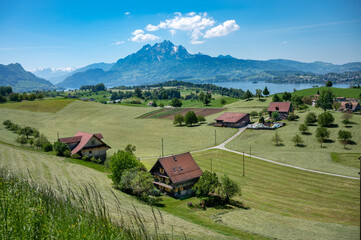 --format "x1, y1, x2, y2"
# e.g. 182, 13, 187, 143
91, 140, 95, 145
89, 151, 92, 154
160, 168, 164, 174
172, 168, 176, 172
180, 187, 183, 191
